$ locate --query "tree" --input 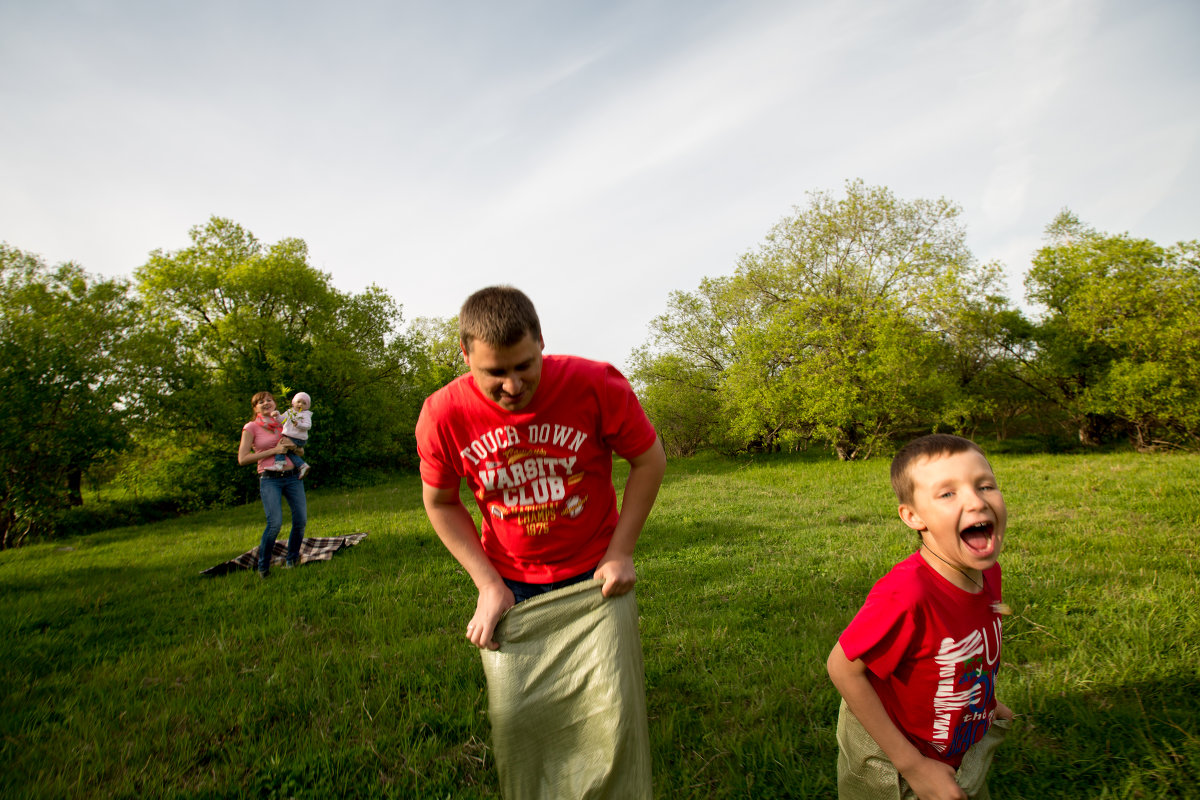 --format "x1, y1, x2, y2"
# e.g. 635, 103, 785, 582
127, 217, 425, 505
406, 315, 468, 396
0, 244, 138, 547
635, 182, 1009, 458
1021, 213, 1200, 448
629, 352, 722, 457
628, 278, 741, 455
